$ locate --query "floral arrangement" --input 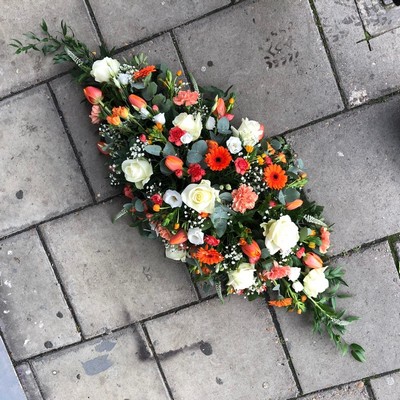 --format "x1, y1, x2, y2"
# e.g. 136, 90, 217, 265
12, 21, 365, 361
